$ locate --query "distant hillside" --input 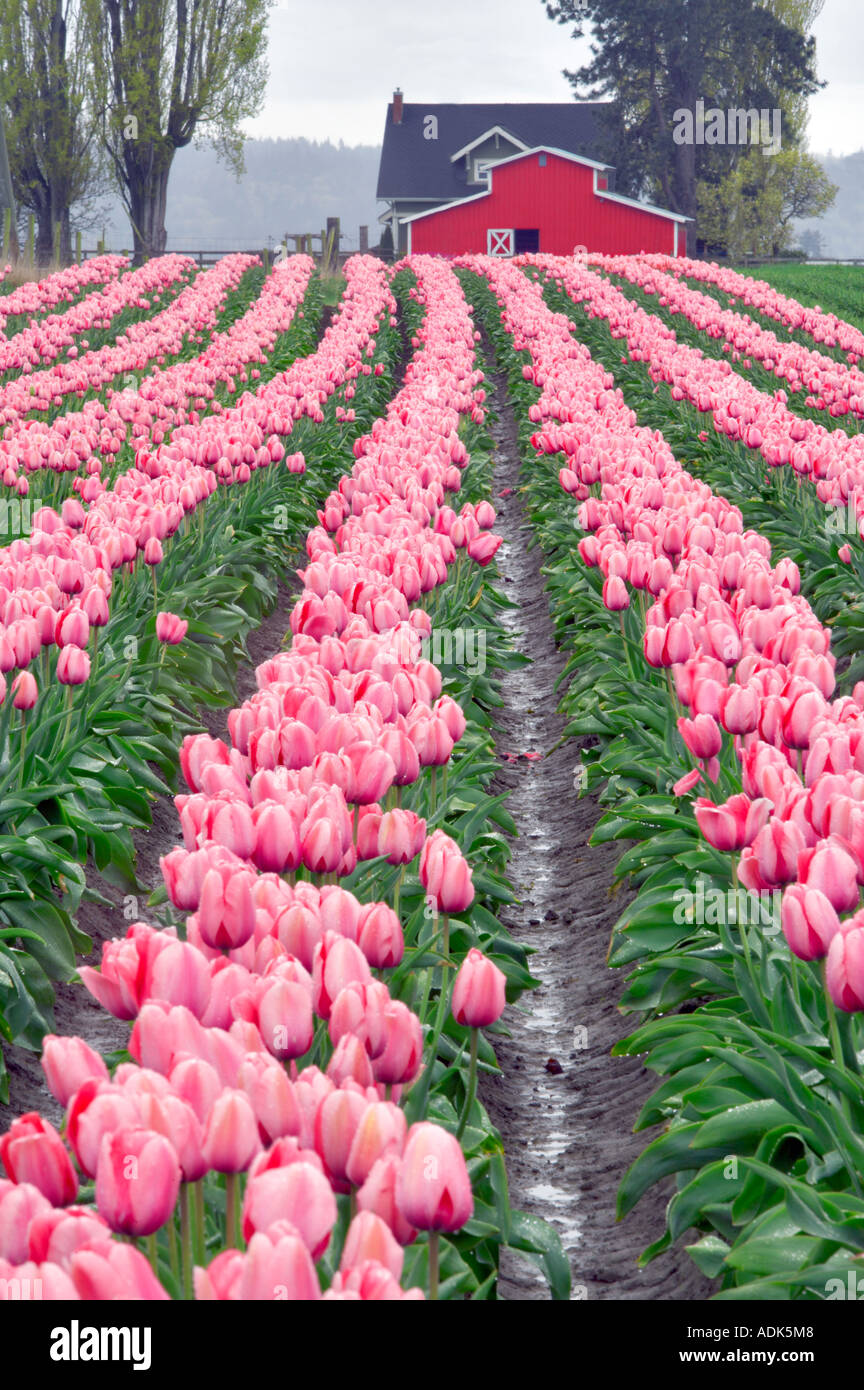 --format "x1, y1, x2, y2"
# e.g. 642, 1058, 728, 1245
793, 150, 863, 259
97, 137, 383, 254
